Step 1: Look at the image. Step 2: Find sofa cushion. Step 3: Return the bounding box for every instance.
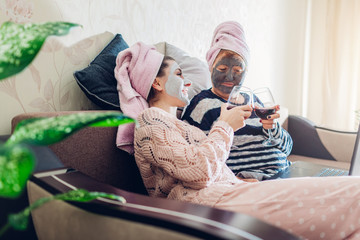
[11,111,148,195]
[74,34,129,110]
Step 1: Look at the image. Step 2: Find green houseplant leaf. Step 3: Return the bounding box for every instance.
[6,112,134,147]
[0,21,80,80]
[2,189,125,233]
[1,112,134,198]
[0,144,35,198]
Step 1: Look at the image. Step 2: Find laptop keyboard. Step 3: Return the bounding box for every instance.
[315,168,348,177]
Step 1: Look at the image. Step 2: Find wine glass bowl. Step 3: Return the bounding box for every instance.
[253,87,281,146]
[227,86,253,109]
[254,108,276,120]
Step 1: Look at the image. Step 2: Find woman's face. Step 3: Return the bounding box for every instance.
[164,60,191,106]
[211,51,246,99]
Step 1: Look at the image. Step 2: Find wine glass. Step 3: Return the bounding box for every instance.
[227,85,253,108]
[253,87,281,146]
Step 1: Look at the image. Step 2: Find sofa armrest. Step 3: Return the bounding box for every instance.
[11,111,147,195]
[28,169,299,240]
[286,115,357,164]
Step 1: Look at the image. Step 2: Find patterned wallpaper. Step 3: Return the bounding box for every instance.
[0,0,307,134]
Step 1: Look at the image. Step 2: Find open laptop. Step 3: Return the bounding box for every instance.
[269,123,360,179]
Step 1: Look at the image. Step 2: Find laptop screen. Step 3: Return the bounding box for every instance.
[349,123,360,176]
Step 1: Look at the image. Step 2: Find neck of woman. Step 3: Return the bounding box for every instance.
[149,100,178,116]
[211,87,229,101]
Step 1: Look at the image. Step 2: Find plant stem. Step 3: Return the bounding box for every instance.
[0,189,126,236]
[0,223,10,237]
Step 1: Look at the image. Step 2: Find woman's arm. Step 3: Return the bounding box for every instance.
[136,119,234,189]
[254,96,293,156]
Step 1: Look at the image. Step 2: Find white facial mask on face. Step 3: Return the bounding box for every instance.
[165,62,192,105]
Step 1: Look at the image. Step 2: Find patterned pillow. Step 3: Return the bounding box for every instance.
[74,34,128,110]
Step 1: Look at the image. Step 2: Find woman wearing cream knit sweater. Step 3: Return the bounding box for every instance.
[114,42,360,240]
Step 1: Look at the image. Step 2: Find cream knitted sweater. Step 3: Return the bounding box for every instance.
[134,107,243,206]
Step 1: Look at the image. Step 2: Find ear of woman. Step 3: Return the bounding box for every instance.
[152,78,163,91]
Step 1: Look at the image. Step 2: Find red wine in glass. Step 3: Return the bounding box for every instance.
[253,87,281,146]
[227,105,237,110]
[254,108,276,119]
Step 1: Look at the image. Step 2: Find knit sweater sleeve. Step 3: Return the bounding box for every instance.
[135,108,234,190]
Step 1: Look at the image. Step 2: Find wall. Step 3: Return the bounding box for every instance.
[0,0,307,135]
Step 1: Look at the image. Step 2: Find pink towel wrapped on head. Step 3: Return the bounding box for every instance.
[206,21,250,70]
[114,42,164,154]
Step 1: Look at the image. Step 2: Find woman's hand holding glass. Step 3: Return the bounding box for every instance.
[219,86,253,132]
[259,104,280,130]
[220,104,252,132]
[253,87,281,146]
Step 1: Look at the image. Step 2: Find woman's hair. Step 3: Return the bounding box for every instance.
[156,56,175,77]
[147,56,175,101]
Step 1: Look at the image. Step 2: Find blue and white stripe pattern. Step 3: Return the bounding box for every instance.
[182,89,293,180]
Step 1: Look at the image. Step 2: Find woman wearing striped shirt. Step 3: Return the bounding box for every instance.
[182,21,293,180]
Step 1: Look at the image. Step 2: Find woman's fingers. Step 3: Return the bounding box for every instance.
[262,123,276,130]
[239,105,252,111]
[261,116,277,129]
[235,105,252,119]
[266,113,280,120]
[219,103,248,131]
[261,118,276,129]
[221,103,229,111]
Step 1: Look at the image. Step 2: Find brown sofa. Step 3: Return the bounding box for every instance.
[11,111,303,240]
[28,168,301,240]
[10,111,357,239]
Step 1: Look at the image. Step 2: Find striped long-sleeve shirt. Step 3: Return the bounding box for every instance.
[181,89,293,180]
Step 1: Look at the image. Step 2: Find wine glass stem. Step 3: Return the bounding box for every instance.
[267,129,274,140]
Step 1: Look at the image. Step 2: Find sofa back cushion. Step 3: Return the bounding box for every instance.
[11,111,148,195]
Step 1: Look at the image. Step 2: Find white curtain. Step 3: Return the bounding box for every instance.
[304,0,360,131]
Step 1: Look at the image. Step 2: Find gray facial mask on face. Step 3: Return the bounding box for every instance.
[165,62,192,105]
[211,55,246,94]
